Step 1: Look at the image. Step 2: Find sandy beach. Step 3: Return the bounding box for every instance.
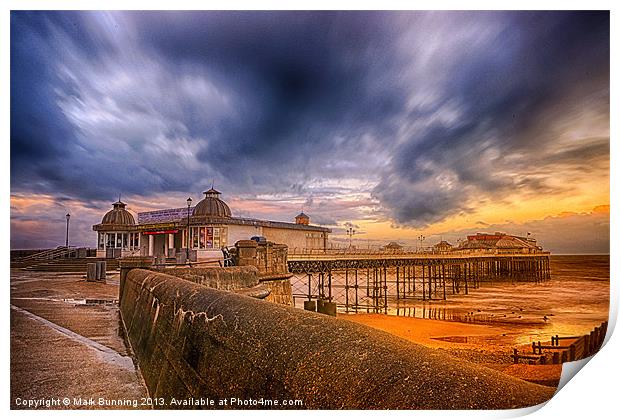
[340,313,562,387]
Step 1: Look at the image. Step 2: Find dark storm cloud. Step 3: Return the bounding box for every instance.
[373,11,609,226]
[11,11,609,230]
[11,11,406,202]
[130,11,410,190]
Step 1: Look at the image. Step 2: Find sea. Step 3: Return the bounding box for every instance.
[292,255,610,345]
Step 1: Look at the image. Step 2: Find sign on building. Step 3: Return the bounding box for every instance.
[138,207,195,224]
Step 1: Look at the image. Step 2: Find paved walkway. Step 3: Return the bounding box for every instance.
[10,271,148,410]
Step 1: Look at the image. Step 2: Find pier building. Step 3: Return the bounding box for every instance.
[92,188,330,260]
[433,240,453,253]
[457,232,542,254]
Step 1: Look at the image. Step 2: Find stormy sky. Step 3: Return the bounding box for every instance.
[10,11,610,252]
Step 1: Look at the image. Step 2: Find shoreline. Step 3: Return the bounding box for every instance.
[339,313,562,387]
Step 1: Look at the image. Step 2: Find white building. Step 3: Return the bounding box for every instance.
[92,188,330,260]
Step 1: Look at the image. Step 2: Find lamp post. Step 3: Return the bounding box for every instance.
[65,213,70,248]
[186,197,192,265]
[417,234,425,252]
[346,226,356,248]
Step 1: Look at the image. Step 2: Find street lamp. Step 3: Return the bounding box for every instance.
[417,234,425,252]
[186,197,192,265]
[65,213,70,248]
[346,226,356,248]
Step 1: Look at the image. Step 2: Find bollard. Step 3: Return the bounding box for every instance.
[95,261,102,280]
[304,300,317,312]
[98,260,107,280]
[512,349,519,364]
[86,263,97,282]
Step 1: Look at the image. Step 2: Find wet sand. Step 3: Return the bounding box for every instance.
[295,255,609,347]
[340,313,511,350]
[340,313,562,387]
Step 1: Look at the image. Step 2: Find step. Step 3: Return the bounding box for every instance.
[23,259,120,272]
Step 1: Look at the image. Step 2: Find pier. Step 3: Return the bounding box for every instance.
[288,251,551,313]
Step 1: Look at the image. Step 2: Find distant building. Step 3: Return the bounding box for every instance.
[294,212,310,225]
[382,241,404,252]
[433,240,453,253]
[457,232,542,254]
[92,188,330,260]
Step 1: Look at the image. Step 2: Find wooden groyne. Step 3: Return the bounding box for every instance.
[512,321,608,364]
[288,253,550,313]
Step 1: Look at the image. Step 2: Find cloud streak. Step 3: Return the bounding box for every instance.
[10,11,609,248]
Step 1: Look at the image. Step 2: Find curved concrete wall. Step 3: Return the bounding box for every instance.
[120,269,554,409]
[153,266,260,291]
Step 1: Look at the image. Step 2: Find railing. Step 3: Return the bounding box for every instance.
[288,247,550,259]
[152,258,224,268]
[124,249,143,257]
[17,246,78,262]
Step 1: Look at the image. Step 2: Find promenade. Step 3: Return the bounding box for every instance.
[10,270,148,409]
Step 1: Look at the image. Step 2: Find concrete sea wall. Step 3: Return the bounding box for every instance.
[120,269,554,409]
[259,278,292,306]
[151,266,291,305]
[153,266,260,291]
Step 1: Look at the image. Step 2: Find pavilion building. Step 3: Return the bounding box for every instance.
[456,232,542,254]
[92,188,330,260]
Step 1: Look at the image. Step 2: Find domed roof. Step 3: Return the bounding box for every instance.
[101,200,136,225]
[192,188,231,218]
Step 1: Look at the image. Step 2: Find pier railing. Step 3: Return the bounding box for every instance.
[289,248,550,260]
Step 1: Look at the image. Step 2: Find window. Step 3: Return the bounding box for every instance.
[107,233,115,248]
[122,233,128,250]
[213,228,220,249]
[206,227,213,248]
[187,226,226,249]
[98,233,105,250]
[199,227,206,248]
[220,227,227,247]
[192,227,199,248]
